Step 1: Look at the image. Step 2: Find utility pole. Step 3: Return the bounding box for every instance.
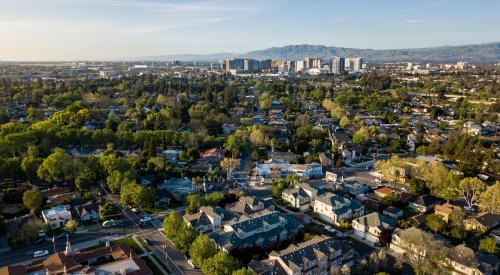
[52,232,56,254]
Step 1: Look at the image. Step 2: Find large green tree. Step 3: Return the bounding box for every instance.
[37,148,80,182]
[189,235,218,268]
[23,189,43,212]
[480,181,500,214]
[202,251,240,275]
[458,177,487,208]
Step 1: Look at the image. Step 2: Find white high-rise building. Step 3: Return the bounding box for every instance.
[352,57,363,72]
[295,60,305,72]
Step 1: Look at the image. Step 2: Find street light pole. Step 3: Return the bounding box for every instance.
[52,232,56,254]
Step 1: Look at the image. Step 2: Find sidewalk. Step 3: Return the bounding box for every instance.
[132,236,170,275]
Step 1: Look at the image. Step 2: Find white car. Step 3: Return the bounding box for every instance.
[325,226,336,233]
[102,219,119,228]
[33,250,49,258]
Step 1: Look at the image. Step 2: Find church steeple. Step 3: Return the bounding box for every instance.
[64,235,72,256]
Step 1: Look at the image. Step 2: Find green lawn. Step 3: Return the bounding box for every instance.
[142,256,164,275]
[152,254,170,271]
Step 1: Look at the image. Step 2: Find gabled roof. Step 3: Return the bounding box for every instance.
[448,244,500,273]
[275,236,350,269]
[354,212,396,230]
[473,212,500,228]
[0,266,27,275]
[411,195,444,207]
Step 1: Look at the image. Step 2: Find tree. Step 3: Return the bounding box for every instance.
[259,92,272,110]
[163,212,198,254]
[232,268,253,275]
[409,177,429,196]
[120,183,152,207]
[107,170,136,194]
[339,116,350,128]
[480,181,500,214]
[65,220,77,232]
[189,235,217,268]
[37,148,80,182]
[202,251,240,275]
[220,157,240,179]
[478,237,497,254]
[186,194,202,214]
[203,192,224,206]
[224,135,244,158]
[21,156,43,180]
[426,214,446,233]
[75,166,94,191]
[99,203,118,220]
[352,126,370,145]
[9,218,47,248]
[458,177,487,208]
[23,189,42,213]
[399,228,449,275]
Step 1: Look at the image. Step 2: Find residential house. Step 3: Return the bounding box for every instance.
[409,194,444,213]
[383,206,404,219]
[250,236,355,275]
[374,187,396,198]
[225,196,274,216]
[464,213,500,232]
[183,206,228,233]
[352,212,396,244]
[282,183,318,211]
[42,205,73,229]
[208,210,302,253]
[445,244,499,275]
[318,153,333,168]
[313,193,364,225]
[390,227,429,255]
[154,188,172,208]
[435,203,463,222]
[75,202,99,222]
[490,229,500,244]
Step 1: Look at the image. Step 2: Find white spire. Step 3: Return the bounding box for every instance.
[64,235,72,256]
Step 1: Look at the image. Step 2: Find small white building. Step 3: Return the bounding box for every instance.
[42,205,72,229]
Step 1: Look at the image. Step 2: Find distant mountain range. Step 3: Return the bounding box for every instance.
[128,42,500,63]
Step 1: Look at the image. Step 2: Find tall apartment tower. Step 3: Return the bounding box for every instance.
[330,56,345,74]
[352,57,363,72]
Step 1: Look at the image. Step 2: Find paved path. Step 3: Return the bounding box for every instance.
[133,235,170,275]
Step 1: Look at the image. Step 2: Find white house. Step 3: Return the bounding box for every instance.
[313,193,364,225]
[75,202,99,222]
[42,205,72,229]
[352,212,396,244]
[183,206,224,233]
[282,183,318,211]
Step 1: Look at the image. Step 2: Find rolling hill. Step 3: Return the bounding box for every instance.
[128,42,500,63]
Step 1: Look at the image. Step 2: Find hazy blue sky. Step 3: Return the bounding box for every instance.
[1,0,499,61]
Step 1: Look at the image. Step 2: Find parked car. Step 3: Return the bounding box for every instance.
[33,250,49,258]
[102,219,120,228]
[325,226,336,233]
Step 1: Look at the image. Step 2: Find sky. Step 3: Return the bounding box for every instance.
[0,0,499,61]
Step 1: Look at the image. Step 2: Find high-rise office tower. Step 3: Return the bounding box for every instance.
[352,57,363,72]
[330,56,345,74]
